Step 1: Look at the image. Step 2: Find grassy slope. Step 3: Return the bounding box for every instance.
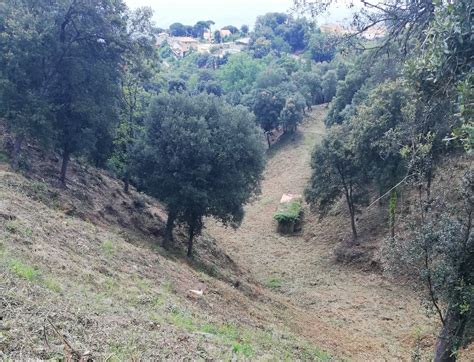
[206,106,472,360]
[1,107,472,360]
[0,133,332,360]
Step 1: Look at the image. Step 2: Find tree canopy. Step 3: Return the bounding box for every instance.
[131,94,266,256]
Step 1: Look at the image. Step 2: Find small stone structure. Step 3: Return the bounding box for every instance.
[274,193,303,234]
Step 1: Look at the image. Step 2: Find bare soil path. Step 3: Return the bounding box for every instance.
[207,105,437,360]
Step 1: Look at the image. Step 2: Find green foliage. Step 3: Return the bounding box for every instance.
[265,278,283,289]
[306,124,368,241]
[273,201,302,223]
[9,259,39,281]
[218,53,266,94]
[307,31,337,62]
[251,13,312,55]
[385,170,473,357]
[101,240,116,257]
[321,70,337,103]
[253,89,286,132]
[43,277,62,293]
[232,342,254,358]
[132,93,265,255]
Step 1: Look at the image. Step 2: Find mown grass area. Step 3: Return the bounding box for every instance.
[1,248,62,294]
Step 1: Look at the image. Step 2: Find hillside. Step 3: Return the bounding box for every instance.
[1,107,472,360]
[0,109,329,360]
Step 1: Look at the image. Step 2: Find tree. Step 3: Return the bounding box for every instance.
[280,98,303,133]
[307,31,337,62]
[169,22,188,36]
[283,18,310,52]
[386,170,473,361]
[222,25,239,34]
[213,30,222,44]
[255,67,288,89]
[46,0,129,186]
[240,24,249,34]
[350,80,412,196]
[0,0,54,169]
[218,53,265,94]
[321,70,337,103]
[108,7,157,192]
[305,124,368,242]
[193,20,214,39]
[250,37,273,58]
[132,94,265,256]
[253,89,285,134]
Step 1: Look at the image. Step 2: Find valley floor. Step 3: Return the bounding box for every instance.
[2,106,472,360]
[207,105,440,360]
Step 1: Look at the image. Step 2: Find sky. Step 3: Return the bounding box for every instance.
[124,0,358,30]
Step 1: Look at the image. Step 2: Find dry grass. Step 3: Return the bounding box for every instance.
[206,105,445,360]
[0,127,334,360]
[1,109,472,360]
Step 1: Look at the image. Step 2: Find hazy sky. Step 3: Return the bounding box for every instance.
[124,0,357,29]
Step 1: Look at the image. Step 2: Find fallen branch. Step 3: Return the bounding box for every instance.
[47,318,82,361]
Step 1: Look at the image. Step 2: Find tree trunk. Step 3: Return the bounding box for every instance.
[187,225,195,258]
[349,205,358,242]
[343,187,358,243]
[60,149,70,186]
[163,210,176,249]
[434,306,466,362]
[11,134,24,170]
[123,169,130,193]
[266,132,271,148]
[124,178,129,193]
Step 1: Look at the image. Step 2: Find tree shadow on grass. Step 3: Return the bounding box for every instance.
[266,130,304,159]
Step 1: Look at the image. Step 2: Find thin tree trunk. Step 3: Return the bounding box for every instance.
[434,306,466,362]
[60,149,70,186]
[187,225,195,258]
[163,210,176,249]
[123,169,130,193]
[343,186,358,243]
[11,134,24,170]
[349,205,358,242]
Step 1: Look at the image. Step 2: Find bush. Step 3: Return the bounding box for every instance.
[273,200,302,223]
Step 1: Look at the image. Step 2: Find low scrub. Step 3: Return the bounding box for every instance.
[273,200,302,223]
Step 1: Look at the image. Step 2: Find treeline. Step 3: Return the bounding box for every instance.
[299,0,472,360]
[162,52,342,142]
[0,1,269,256]
[0,2,339,257]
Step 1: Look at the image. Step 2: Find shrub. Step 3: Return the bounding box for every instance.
[273,200,302,223]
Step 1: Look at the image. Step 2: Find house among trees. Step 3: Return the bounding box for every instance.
[219,29,232,38]
[203,30,212,42]
[169,36,199,57]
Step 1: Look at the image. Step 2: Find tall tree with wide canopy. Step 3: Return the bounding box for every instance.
[132,94,265,257]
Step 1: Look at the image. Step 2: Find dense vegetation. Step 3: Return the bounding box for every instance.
[0,0,472,360]
[300,1,473,360]
[0,1,339,254]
